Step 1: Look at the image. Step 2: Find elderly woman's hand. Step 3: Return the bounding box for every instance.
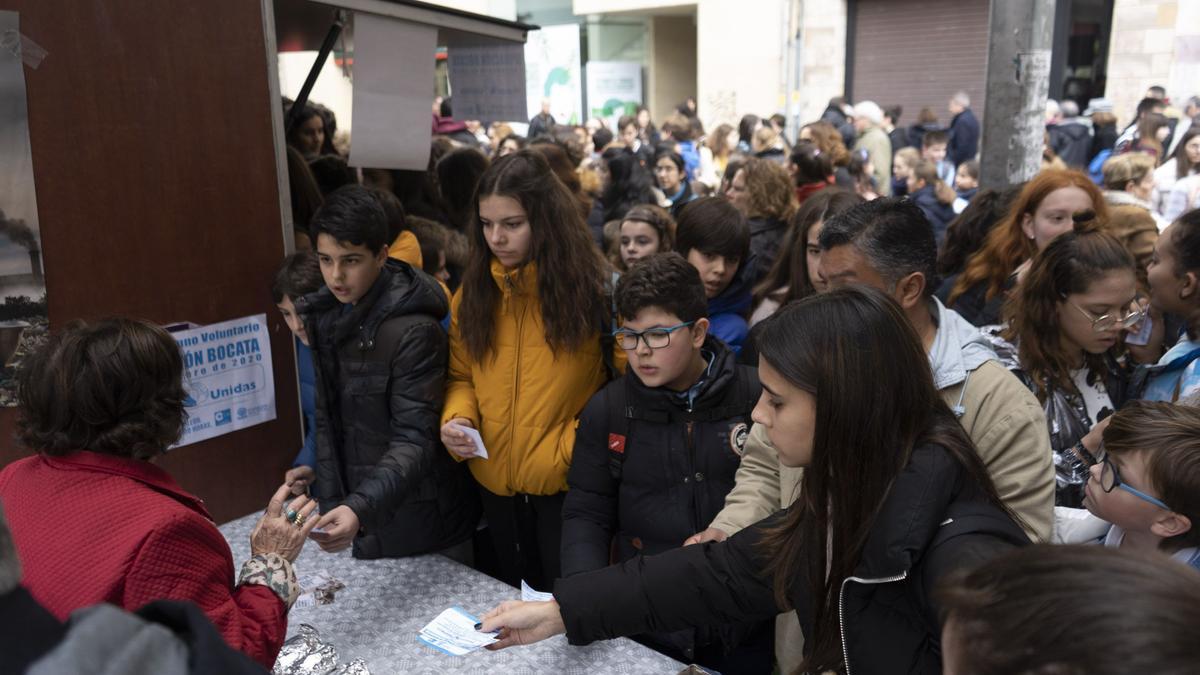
[250,483,320,562]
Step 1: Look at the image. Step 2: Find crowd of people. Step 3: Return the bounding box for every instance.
[2,85,1200,675]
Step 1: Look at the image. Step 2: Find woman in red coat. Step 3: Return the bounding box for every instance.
[0,318,320,669]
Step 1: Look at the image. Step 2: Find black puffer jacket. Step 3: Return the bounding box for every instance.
[561,337,760,662]
[911,186,957,246]
[562,337,759,574]
[1049,120,1093,168]
[298,259,479,559]
[822,104,857,149]
[747,215,788,285]
[554,442,1030,675]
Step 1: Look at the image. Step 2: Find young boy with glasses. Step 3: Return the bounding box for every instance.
[1076,400,1200,571]
[559,252,768,670]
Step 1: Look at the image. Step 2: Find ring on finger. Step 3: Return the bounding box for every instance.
[285,508,298,522]
[293,511,306,527]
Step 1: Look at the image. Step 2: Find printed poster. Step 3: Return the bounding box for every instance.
[585,61,642,132]
[447,36,527,123]
[0,11,46,407]
[172,314,276,448]
[524,24,582,125]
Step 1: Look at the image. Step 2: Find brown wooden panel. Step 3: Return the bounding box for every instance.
[0,0,300,524]
[851,0,990,128]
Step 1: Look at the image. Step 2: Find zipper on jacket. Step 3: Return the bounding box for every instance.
[838,571,907,675]
[506,272,524,493]
[685,421,703,529]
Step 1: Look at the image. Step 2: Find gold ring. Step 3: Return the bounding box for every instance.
[293,511,306,527]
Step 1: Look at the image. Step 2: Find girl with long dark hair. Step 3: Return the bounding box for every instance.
[749,189,861,325]
[478,287,1027,675]
[439,150,620,590]
[985,220,1139,507]
[587,147,658,245]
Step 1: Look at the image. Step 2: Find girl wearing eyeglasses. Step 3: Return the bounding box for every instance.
[985,221,1140,507]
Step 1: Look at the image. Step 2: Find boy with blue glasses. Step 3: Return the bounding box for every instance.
[1081,400,1200,571]
[560,252,768,671]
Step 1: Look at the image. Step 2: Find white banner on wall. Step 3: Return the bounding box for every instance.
[585,61,642,131]
[172,314,276,448]
[524,24,582,125]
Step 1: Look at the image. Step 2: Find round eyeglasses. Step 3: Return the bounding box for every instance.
[1097,453,1171,511]
[613,322,694,351]
[1066,298,1147,333]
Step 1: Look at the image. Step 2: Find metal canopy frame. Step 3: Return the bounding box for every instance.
[313,0,535,43]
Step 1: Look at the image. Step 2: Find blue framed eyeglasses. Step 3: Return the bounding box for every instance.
[1097,453,1171,511]
[613,322,694,350]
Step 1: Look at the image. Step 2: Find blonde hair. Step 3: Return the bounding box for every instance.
[894,147,920,171]
[1102,152,1157,191]
[1106,205,1158,291]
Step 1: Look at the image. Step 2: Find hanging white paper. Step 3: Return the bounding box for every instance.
[348,13,436,170]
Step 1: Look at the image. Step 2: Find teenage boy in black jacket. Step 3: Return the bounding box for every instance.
[292,185,479,561]
[560,252,766,672]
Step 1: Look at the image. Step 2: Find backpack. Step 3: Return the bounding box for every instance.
[603,367,758,481]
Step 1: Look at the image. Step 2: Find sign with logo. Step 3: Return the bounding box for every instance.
[585,61,642,132]
[171,313,276,448]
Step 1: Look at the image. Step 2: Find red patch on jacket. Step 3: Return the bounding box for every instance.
[608,433,626,454]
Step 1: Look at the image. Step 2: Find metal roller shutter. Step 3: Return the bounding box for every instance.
[850,0,990,130]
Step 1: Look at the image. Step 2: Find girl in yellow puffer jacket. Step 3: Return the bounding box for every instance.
[440,150,623,591]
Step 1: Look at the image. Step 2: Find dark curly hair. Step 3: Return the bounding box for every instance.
[616,252,708,324]
[17,318,187,460]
